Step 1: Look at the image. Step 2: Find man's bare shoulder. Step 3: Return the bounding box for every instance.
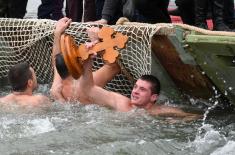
[109,91,132,112]
[0,94,51,106]
[0,94,15,104]
[33,94,51,105]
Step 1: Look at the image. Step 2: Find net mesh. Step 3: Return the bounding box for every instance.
[0,18,174,96]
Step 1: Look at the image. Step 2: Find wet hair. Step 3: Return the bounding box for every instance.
[139,75,161,94]
[55,53,69,79]
[8,62,32,92]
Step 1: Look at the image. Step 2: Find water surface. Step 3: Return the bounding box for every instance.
[1,85,235,155]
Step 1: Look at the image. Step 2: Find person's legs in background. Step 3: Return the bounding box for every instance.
[95,0,105,20]
[135,0,171,24]
[0,0,8,17]
[211,0,231,31]
[223,0,235,29]
[176,0,195,25]
[194,0,209,29]
[159,0,171,23]
[9,0,28,18]
[52,0,64,20]
[38,0,53,19]
[67,0,96,22]
[67,0,82,22]
[84,0,96,22]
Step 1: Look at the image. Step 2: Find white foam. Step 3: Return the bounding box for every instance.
[211,141,235,155]
[138,140,146,145]
[24,117,55,136]
[190,124,226,154]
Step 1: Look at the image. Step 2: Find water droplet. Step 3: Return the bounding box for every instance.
[138,140,146,145]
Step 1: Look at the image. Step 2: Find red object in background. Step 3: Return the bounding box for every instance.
[168,1,214,30]
[170,15,213,30]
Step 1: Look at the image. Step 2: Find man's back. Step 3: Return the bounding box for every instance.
[0,93,50,107]
[60,77,91,103]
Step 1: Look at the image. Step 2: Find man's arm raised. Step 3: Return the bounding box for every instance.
[86,27,121,88]
[79,56,132,112]
[50,17,72,102]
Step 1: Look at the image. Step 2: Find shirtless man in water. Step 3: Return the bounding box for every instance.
[50,17,120,103]
[0,62,50,107]
[78,53,202,119]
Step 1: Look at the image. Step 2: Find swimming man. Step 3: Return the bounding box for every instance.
[50,17,120,103]
[0,62,51,107]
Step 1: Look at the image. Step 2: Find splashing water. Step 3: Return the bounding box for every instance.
[1,84,235,155]
[201,86,220,125]
[186,85,235,154]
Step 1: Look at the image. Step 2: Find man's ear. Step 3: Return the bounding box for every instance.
[27,79,33,88]
[150,94,158,103]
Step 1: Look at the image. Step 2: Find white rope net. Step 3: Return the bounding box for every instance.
[0,18,173,96]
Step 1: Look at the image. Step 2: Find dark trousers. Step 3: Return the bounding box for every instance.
[176,0,195,25]
[177,0,234,27]
[67,0,96,22]
[0,0,28,18]
[135,0,171,23]
[154,0,171,23]
[195,0,231,30]
[224,0,235,27]
[38,0,64,20]
[95,0,105,20]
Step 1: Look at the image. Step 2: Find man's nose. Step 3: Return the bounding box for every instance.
[133,88,139,94]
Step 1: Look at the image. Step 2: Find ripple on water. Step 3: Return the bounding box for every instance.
[0,116,55,139]
[1,85,235,155]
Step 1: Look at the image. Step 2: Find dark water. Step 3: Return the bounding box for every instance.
[1,85,235,155]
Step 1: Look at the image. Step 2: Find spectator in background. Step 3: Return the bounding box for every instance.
[175,0,195,25]
[96,0,171,25]
[38,0,65,20]
[224,0,235,29]
[173,0,234,31]
[95,0,105,20]
[195,0,232,31]
[0,0,28,18]
[67,0,96,22]
[96,0,122,24]
[134,0,171,24]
